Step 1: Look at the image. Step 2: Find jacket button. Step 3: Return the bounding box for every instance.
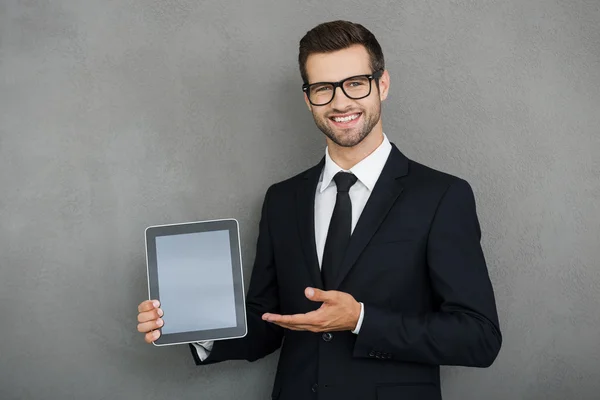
[312,383,318,393]
[322,332,333,342]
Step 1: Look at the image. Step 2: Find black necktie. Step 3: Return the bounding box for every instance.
[322,172,359,289]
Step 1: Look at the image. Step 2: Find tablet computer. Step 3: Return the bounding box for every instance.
[145,218,247,346]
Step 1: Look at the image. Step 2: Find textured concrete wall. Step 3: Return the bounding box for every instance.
[1,1,599,399]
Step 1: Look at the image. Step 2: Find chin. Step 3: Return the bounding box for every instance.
[330,130,368,148]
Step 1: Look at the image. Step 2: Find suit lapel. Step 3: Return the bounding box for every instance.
[296,158,325,290]
[331,144,409,290]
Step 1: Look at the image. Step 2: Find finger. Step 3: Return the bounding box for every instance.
[145,330,161,343]
[137,318,164,333]
[263,313,302,324]
[263,311,320,326]
[137,308,163,323]
[138,299,160,313]
[305,287,336,303]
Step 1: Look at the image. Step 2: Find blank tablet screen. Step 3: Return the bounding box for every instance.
[145,218,247,346]
[156,230,236,334]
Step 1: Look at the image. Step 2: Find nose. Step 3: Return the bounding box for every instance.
[330,85,353,110]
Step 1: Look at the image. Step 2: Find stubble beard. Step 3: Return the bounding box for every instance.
[313,103,381,148]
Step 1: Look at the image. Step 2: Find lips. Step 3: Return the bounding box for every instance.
[329,112,362,127]
[329,112,361,122]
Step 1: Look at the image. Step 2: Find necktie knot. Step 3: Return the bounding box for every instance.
[333,172,358,193]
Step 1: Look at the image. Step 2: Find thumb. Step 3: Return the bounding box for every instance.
[305,287,335,303]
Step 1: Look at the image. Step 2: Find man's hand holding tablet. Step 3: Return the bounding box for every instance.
[137,299,164,343]
[138,219,247,347]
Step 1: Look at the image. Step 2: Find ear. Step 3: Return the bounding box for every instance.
[303,92,313,112]
[378,69,391,102]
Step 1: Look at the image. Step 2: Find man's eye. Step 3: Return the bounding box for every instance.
[347,80,365,87]
[314,86,332,92]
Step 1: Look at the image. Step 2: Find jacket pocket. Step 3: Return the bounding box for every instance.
[368,235,416,246]
[377,383,440,400]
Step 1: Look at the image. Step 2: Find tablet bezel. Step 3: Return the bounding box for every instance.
[145,218,247,346]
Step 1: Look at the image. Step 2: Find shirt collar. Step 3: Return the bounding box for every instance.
[320,133,392,193]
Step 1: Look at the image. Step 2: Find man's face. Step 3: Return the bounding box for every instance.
[304,45,389,148]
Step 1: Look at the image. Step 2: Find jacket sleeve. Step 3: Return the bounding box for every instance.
[189,186,284,364]
[353,179,502,367]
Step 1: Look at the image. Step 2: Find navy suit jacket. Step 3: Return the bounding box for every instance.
[190,143,502,400]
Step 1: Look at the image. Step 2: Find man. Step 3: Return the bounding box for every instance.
[136,20,502,400]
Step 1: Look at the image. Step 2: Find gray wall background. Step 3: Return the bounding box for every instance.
[1,0,599,399]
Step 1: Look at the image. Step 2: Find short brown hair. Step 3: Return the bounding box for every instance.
[298,20,385,84]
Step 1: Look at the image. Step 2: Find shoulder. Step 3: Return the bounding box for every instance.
[263,160,323,200]
[404,157,477,208]
[409,160,471,188]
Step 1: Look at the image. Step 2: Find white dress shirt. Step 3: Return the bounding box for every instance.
[193,134,392,361]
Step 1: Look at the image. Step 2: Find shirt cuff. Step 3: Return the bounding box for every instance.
[351,302,364,334]
[191,340,214,361]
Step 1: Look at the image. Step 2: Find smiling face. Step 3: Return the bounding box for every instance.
[304,45,389,148]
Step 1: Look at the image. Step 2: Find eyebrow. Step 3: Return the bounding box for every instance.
[307,72,372,85]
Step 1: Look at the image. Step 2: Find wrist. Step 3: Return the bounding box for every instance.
[351,300,361,329]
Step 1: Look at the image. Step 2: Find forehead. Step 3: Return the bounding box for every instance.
[305,44,372,83]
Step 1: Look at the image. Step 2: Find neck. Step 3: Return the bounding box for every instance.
[327,123,384,170]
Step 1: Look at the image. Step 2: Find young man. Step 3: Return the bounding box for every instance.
[137,20,502,400]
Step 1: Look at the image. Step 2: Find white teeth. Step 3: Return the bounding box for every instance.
[333,113,359,123]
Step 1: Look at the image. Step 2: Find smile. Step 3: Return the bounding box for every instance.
[330,113,361,123]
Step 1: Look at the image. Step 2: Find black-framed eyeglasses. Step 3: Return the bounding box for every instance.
[302,69,384,106]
